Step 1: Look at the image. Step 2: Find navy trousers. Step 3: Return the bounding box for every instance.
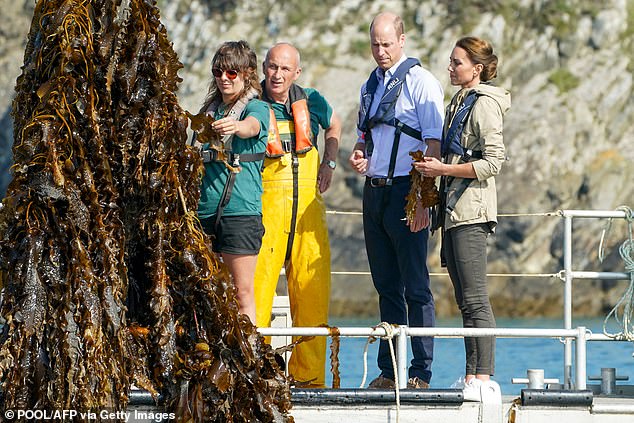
[363,178,435,383]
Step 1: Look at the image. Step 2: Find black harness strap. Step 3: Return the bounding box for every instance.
[264,84,313,263]
[433,93,484,267]
[360,65,422,221]
[285,153,300,262]
[397,120,422,141]
[441,91,480,157]
[432,149,483,232]
[386,122,404,185]
[432,150,484,241]
[376,118,405,221]
[214,171,236,232]
[211,152,265,232]
[191,90,262,234]
[201,150,265,164]
[358,58,423,157]
[432,92,484,236]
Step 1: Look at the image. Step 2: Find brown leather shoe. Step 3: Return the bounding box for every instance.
[368,375,396,389]
[407,376,430,389]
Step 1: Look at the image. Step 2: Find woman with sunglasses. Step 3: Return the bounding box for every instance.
[196,40,270,324]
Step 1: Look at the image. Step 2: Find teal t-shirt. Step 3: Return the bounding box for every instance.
[269,87,333,142]
[198,98,269,218]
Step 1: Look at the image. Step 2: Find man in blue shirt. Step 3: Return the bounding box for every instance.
[349,12,444,389]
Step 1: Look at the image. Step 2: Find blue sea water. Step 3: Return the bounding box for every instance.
[324,317,634,395]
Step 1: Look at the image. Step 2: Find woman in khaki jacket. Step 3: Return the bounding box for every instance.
[415,36,510,400]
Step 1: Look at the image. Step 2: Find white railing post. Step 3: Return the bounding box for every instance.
[558,209,630,389]
[398,325,408,389]
[575,326,587,390]
[563,213,573,388]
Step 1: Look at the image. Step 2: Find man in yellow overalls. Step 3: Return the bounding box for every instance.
[256,42,341,387]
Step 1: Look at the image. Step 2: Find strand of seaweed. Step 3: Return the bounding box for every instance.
[0,1,291,421]
[405,150,440,222]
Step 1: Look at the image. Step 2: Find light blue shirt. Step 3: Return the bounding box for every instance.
[358,54,444,177]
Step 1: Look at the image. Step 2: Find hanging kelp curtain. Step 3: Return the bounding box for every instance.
[0,0,291,421]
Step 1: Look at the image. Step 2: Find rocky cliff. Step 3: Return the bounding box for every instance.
[1,0,632,318]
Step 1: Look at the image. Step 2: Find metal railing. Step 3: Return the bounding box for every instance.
[560,209,632,387]
[258,325,589,390]
[263,208,633,390]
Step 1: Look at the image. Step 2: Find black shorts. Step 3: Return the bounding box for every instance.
[200,214,265,255]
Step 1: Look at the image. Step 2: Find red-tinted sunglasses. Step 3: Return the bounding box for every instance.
[212,68,239,80]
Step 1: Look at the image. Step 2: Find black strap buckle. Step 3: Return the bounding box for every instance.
[461,148,474,163]
[201,149,218,163]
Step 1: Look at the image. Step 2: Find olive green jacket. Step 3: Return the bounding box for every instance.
[443,83,511,231]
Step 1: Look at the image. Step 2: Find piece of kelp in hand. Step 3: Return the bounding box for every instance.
[405,150,439,224]
[0,0,291,421]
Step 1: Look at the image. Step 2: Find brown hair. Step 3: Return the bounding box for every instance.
[200,40,261,112]
[455,37,498,82]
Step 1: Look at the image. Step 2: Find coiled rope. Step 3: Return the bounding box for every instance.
[599,205,634,340]
[359,322,401,422]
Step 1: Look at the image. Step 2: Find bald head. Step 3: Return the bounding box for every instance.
[263,42,302,103]
[370,12,404,38]
[265,42,301,67]
[369,12,405,70]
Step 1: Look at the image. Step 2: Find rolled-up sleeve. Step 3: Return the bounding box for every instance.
[410,70,444,141]
[471,96,505,181]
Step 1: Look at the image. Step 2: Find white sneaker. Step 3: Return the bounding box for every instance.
[462,378,483,401]
[480,380,502,403]
[450,376,466,389]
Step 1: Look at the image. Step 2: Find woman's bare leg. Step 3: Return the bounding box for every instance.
[221,252,257,323]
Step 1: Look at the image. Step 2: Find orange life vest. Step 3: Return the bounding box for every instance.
[265,84,314,158]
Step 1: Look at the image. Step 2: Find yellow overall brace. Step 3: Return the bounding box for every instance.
[254,122,331,388]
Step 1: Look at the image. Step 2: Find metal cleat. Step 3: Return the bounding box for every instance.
[588,367,629,395]
[512,369,561,389]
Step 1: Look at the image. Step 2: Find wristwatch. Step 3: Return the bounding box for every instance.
[325,160,337,170]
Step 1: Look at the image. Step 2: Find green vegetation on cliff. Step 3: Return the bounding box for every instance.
[548,68,580,94]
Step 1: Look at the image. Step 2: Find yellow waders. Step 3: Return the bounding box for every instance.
[254,147,331,388]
